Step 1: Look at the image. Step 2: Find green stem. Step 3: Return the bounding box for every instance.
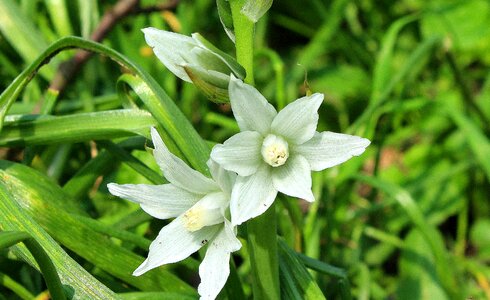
[230,0,255,84]
[230,1,280,298]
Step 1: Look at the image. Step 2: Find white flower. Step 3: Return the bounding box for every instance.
[142,27,245,103]
[211,76,371,225]
[108,127,241,300]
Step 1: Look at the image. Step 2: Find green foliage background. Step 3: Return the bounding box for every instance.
[0,0,489,299]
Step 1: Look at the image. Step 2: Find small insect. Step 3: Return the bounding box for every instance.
[201,239,208,245]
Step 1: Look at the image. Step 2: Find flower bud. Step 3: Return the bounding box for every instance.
[241,0,273,22]
[142,27,245,103]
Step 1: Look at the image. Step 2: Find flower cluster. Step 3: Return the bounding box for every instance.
[108,29,370,299]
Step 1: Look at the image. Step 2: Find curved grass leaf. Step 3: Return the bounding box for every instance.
[0,1,55,79]
[354,175,460,299]
[0,184,117,299]
[350,36,441,136]
[446,108,490,180]
[0,36,210,174]
[0,110,156,147]
[0,231,66,300]
[371,14,419,102]
[278,240,326,300]
[0,160,197,296]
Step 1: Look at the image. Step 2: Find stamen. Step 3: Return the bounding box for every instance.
[181,193,227,232]
[261,134,289,167]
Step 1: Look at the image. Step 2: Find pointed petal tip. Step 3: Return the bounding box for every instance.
[311,92,324,101]
[352,137,371,156]
[150,126,159,137]
[362,137,372,147]
[132,260,149,276]
[303,192,315,203]
[107,182,122,197]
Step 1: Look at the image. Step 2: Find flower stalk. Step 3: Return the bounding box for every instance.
[229,1,280,298]
[230,0,255,85]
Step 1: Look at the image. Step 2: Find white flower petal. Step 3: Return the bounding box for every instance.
[151,127,219,194]
[198,220,241,300]
[142,27,195,82]
[182,192,228,231]
[271,93,324,144]
[108,183,198,219]
[207,159,237,195]
[230,164,278,225]
[210,131,263,176]
[229,75,277,135]
[295,131,371,171]
[133,217,220,276]
[272,155,314,202]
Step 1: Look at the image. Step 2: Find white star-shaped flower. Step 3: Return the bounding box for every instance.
[211,76,371,225]
[108,127,241,300]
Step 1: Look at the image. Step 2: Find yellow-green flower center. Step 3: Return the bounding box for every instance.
[261,134,289,167]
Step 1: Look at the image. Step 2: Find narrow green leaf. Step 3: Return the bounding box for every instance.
[397,230,449,300]
[0,231,31,249]
[0,272,35,300]
[296,253,348,279]
[0,231,66,300]
[0,36,210,175]
[446,109,490,180]
[77,0,99,38]
[278,240,326,300]
[354,175,461,299]
[44,0,74,37]
[0,160,197,295]
[116,73,210,174]
[247,204,281,300]
[0,110,156,147]
[0,0,55,79]
[216,0,235,42]
[0,185,118,299]
[97,140,166,185]
[350,36,440,136]
[371,14,419,102]
[118,292,196,300]
[292,0,350,81]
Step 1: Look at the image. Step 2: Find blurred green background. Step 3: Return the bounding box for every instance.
[0,0,489,299]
